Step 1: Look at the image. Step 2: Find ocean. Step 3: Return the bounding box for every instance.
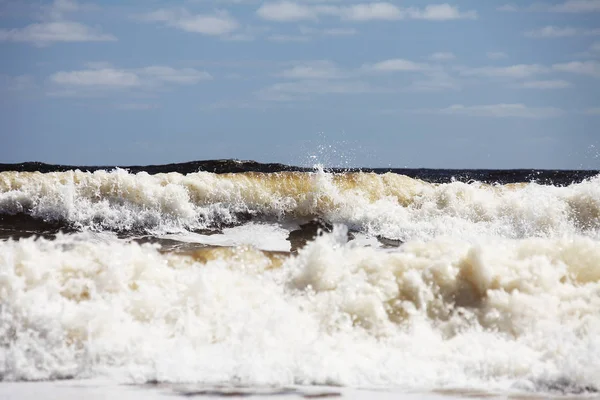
[1,160,599,399]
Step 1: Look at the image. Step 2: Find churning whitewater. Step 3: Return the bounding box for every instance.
[1,169,599,240]
[1,164,599,395]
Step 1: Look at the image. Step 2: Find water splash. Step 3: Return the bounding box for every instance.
[294,132,363,170]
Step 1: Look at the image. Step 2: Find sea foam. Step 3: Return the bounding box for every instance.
[1,170,599,241]
[1,228,599,393]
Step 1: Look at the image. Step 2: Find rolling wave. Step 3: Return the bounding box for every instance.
[1,169,599,240]
[2,160,600,395]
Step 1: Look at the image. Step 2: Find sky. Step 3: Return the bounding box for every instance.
[0,0,599,169]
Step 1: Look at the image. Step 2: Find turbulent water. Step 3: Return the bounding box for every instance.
[1,160,599,396]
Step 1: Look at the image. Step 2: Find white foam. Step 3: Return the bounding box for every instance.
[0,379,462,400]
[1,170,599,241]
[1,228,598,394]
[157,222,294,252]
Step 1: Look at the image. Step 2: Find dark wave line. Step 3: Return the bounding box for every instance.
[0,159,598,185]
[0,214,76,241]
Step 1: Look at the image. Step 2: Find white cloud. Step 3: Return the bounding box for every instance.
[459,64,547,78]
[367,59,430,72]
[256,2,477,22]
[0,22,116,44]
[264,56,465,100]
[273,58,459,93]
[0,0,115,45]
[341,3,403,21]
[422,104,565,118]
[177,15,238,35]
[487,52,508,60]
[452,59,600,85]
[298,25,357,37]
[406,4,477,20]
[279,61,345,79]
[257,2,320,21]
[362,58,461,91]
[429,52,456,61]
[525,26,578,38]
[49,65,212,91]
[553,61,600,77]
[51,69,140,87]
[140,66,212,84]
[142,9,239,36]
[519,80,572,89]
[525,26,600,38]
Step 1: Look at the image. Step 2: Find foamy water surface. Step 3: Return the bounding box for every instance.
[1,168,599,398]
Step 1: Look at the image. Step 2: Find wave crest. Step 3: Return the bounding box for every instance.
[1,170,599,240]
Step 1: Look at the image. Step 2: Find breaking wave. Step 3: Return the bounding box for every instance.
[2,162,599,395]
[1,228,599,394]
[1,169,599,241]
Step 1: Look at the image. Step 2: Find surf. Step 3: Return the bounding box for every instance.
[1,228,599,394]
[1,160,599,396]
[1,168,599,241]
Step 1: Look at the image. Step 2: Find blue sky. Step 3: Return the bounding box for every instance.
[1,0,599,169]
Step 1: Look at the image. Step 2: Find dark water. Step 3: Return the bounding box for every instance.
[1,159,598,185]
